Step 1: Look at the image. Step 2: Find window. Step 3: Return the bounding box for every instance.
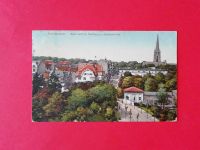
[139,97,141,100]
[126,96,129,100]
[83,77,86,80]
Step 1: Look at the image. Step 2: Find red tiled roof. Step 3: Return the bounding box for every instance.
[44,60,53,65]
[124,86,143,93]
[55,61,71,71]
[56,66,71,72]
[77,64,103,76]
[57,61,70,65]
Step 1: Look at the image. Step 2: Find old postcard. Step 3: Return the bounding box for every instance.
[32,31,177,122]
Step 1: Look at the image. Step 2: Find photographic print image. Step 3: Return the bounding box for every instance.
[32,31,177,122]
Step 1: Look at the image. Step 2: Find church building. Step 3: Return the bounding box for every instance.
[142,35,166,66]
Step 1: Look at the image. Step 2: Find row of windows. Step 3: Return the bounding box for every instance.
[84,73,93,75]
[126,96,142,101]
[82,77,95,80]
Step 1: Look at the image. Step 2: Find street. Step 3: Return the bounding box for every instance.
[118,99,159,122]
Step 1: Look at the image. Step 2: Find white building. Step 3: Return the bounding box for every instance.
[119,69,167,77]
[123,86,144,105]
[75,64,104,83]
[76,69,96,82]
[37,60,55,75]
[32,60,40,76]
[143,90,177,107]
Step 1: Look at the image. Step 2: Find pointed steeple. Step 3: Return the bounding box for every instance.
[153,34,161,63]
[155,34,159,51]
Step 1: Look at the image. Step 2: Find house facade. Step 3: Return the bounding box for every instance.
[54,61,71,82]
[123,86,144,105]
[32,61,39,75]
[75,63,104,82]
[37,60,55,75]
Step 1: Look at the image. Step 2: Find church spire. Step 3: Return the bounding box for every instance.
[153,34,161,63]
[156,34,159,51]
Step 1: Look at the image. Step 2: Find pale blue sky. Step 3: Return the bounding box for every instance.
[32,31,177,63]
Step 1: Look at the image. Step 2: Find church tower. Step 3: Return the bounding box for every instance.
[153,35,161,63]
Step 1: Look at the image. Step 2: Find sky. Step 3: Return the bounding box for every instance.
[32,31,177,63]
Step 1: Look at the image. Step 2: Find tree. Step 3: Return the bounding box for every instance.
[142,73,153,83]
[157,88,168,110]
[134,63,143,69]
[76,107,90,121]
[61,111,77,121]
[47,73,62,94]
[165,78,176,91]
[124,71,132,77]
[90,102,101,113]
[32,87,51,121]
[118,76,124,88]
[144,78,158,91]
[155,72,165,84]
[146,64,155,68]
[43,92,64,120]
[68,88,88,109]
[32,98,48,121]
[165,72,174,81]
[88,84,117,104]
[121,76,134,89]
[127,61,138,69]
[32,73,45,95]
[117,87,124,98]
[105,107,113,120]
[133,77,144,89]
[118,61,128,68]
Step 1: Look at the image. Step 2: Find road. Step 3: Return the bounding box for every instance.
[118,99,159,122]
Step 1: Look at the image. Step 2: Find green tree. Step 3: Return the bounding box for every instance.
[165,72,174,81]
[157,88,168,110]
[135,63,143,69]
[76,107,90,121]
[68,88,88,109]
[124,71,132,77]
[133,77,144,89]
[61,111,77,121]
[155,72,165,84]
[118,61,128,68]
[88,84,117,104]
[146,64,155,68]
[90,102,101,113]
[127,61,138,69]
[118,76,124,88]
[105,107,113,120]
[165,78,176,91]
[117,87,124,98]
[32,98,48,121]
[32,73,45,95]
[43,92,64,120]
[47,73,62,94]
[144,78,158,91]
[121,76,134,89]
[32,87,51,121]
